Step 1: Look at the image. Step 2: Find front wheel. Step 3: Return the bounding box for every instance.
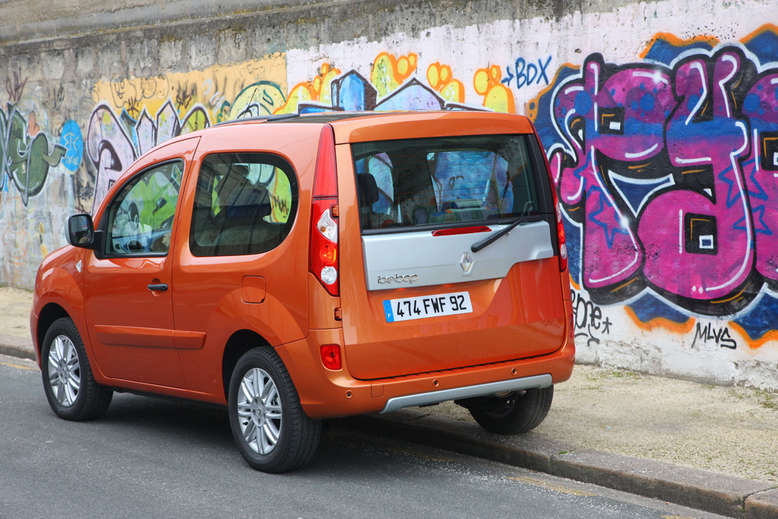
[41,317,113,421]
[459,385,553,434]
[227,347,321,473]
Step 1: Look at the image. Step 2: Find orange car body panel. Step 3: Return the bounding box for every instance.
[31,111,574,415]
[331,111,535,143]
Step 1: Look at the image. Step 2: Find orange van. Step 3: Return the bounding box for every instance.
[31,111,574,472]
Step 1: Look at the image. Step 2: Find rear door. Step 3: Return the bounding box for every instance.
[338,131,567,380]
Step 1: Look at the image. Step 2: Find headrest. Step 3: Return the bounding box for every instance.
[357,173,379,206]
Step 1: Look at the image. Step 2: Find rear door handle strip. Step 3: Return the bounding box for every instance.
[147,283,168,292]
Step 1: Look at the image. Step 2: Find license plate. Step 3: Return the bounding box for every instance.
[383,291,473,322]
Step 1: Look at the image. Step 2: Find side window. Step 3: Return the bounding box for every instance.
[104,161,183,256]
[190,153,298,256]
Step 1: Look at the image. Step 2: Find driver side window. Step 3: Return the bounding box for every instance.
[104,161,183,256]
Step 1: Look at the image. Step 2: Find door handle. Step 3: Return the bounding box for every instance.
[147,283,168,292]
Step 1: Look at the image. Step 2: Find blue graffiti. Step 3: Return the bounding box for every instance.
[58,119,84,172]
[502,56,552,91]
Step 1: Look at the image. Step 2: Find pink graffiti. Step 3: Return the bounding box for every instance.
[639,51,752,300]
[549,54,675,292]
[742,73,778,285]
[550,47,778,313]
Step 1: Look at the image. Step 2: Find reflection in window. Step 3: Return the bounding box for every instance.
[190,153,298,256]
[105,161,183,255]
[352,135,543,230]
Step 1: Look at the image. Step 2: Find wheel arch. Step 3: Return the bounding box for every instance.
[36,303,71,358]
[221,329,273,400]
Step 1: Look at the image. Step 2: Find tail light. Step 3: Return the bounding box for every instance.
[531,124,567,272]
[555,201,568,272]
[310,125,340,296]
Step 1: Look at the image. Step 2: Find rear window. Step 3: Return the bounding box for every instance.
[351,134,548,231]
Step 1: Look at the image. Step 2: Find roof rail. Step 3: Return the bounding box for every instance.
[214,113,302,126]
[267,113,301,122]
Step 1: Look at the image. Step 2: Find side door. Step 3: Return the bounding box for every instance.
[170,149,306,395]
[84,138,198,388]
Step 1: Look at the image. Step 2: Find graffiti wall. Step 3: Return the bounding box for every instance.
[1,0,776,387]
[0,66,81,288]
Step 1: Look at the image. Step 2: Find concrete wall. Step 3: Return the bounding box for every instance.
[1,0,777,388]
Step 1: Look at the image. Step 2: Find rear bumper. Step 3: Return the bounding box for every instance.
[380,374,552,413]
[275,326,575,419]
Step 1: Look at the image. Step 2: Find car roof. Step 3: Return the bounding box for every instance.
[139,110,534,159]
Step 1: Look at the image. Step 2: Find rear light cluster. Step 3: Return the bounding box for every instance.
[533,128,567,272]
[555,201,568,272]
[310,125,340,296]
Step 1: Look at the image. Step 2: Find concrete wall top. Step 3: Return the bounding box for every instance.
[0,0,635,47]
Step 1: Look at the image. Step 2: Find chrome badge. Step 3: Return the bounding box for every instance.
[459,252,474,274]
[378,273,419,285]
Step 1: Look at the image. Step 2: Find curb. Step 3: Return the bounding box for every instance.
[345,411,778,519]
[0,335,35,361]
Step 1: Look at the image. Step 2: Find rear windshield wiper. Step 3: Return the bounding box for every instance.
[470,216,530,253]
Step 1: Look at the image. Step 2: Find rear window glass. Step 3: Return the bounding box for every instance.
[351,134,546,231]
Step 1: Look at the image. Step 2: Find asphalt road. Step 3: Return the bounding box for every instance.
[0,355,725,519]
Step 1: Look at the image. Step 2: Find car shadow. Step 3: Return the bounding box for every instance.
[92,393,406,475]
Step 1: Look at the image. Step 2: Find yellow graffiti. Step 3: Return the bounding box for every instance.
[274,63,341,115]
[371,52,417,98]
[226,82,288,119]
[426,62,464,103]
[92,55,287,121]
[473,65,515,113]
[268,167,292,223]
[38,222,47,257]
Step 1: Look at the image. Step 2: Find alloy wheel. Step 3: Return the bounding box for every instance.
[47,334,81,407]
[236,368,283,455]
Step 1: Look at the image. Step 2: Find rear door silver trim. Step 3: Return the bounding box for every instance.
[379,373,552,413]
[362,221,554,291]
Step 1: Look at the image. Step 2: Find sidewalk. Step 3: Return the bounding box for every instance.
[2,286,776,518]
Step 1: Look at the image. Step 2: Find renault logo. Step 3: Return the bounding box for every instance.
[459,252,474,274]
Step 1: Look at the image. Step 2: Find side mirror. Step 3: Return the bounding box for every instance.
[67,214,95,249]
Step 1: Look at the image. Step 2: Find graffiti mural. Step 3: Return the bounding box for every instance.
[86,100,210,211]
[0,104,76,206]
[91,56,287,122]
[532,25,778,348]
[88,57,287,211]
[86,83,287,211]
[0,0,772,387]
[276,54,474,114]
[87,52,503,209]
[83,28,778,369]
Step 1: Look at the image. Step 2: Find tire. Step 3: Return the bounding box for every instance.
[227,347,321,473]
[462,386,553,435]
[41,317,113,421]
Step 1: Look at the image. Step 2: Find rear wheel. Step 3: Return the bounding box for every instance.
[227,347,321,473]
[460,386,553,434]
[41,317,113,421]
